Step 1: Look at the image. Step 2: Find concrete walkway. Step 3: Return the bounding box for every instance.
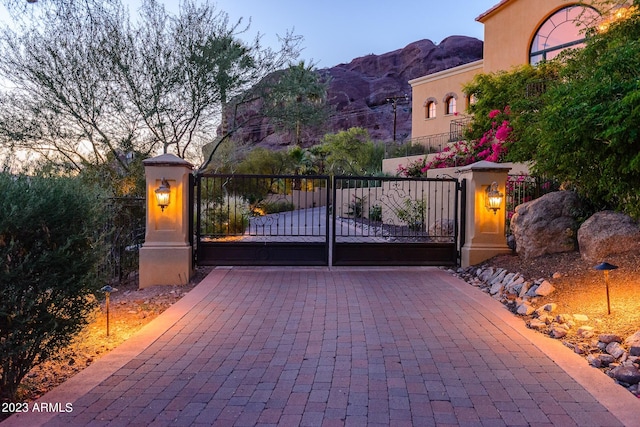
[3,267,640,426]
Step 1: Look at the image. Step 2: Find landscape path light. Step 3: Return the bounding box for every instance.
[100,285,118,337]
[594,262,618,315]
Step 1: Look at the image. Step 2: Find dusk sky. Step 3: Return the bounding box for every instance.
[143,0,499,69]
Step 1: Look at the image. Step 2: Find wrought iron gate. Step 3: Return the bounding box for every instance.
[195,174,330,266]
[332,176,463,266]
[194,174,464,267]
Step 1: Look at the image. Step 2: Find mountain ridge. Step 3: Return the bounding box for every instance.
[226,35,483,148]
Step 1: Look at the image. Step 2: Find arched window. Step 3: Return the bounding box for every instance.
[445,97,457,115]
[424,98,437,119]
[530,5,600,65]
[466,93,477,110]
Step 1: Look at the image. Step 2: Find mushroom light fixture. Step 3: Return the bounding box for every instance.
[594,262,618,315]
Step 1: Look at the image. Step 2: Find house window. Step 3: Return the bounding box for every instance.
[530,5,600,65]
[424,98,437,119]
[445,97,457,115]
[466,93,477,110]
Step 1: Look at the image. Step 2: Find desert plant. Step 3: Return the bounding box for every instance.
[347,195,366,218]
[259,199,295,215]
[0,173,105,401]
[394,198,426,231]
[368,204,382,222]
[210,195,250,235]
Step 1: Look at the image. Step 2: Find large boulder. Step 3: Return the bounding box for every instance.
[510,191,581,259]
[577,211,640,262]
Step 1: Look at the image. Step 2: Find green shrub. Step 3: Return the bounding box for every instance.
[368,204,382,222]
[259,200,295,214]
[209,195,250,235]
[394,199,426,231]
[347,195,366,218]
[0,174,105,402]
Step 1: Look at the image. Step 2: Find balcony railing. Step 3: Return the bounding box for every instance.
[387,117,472,157]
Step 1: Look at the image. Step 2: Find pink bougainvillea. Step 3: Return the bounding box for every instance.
[397,106,513,177]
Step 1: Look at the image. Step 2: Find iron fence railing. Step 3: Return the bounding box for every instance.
[506,175,559,234]
[101,197,145,284]
[386,117,471,158]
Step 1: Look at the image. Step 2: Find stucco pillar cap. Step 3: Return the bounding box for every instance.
[456,160,512,174]
[143,153,193,169]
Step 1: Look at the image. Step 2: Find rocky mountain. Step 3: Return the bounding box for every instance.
[226,35,483,148]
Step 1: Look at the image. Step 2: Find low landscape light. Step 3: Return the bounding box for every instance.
[594,262,618,315]
[485,181,503,214]
[154,178,171,212]
[100,285,118,337]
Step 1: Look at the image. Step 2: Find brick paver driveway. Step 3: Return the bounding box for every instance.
[4,267,640,426]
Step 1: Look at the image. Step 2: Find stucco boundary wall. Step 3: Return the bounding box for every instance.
[382,154,530,176]
[333,179,457,236]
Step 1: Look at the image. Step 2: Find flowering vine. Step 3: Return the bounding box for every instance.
[398,107,513,177]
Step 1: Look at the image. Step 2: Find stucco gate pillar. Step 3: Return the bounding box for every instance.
[457,161,512,268]
[139,153,194,289]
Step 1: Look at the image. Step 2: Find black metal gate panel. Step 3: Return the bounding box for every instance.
[332,176,462,266]
[195,174,330,266]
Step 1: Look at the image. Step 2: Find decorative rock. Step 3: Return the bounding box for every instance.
[505,276,524,293]
[625,331,640,357]
[598,354,616,366]
[542,303,557,312]
[525,285,539,297]
[518,282,532,298]
[537,313,552,324]
[480,267,496,283]
[528,319,547,330]
[489,281,504,296]
[577,211,640,262]
[534,280,555,297]
[510,191,581,259]
[588,354,602,368]
[552,272,562,279]
[502,272,516,285]
[573,314,589,322]
[606,342,626,359]
[517,302,535,316]
[555,314,572,324]
[577,326,594,338]
[609,365,640,385]
[599,334,623,344]
[573,346,585,355]
[490,270,507,286]
[551,326,568,339]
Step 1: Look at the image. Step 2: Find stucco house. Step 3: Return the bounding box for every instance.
[408,0,610,151]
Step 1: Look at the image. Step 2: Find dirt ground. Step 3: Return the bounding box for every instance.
[481,251,640,341]
[11,251,640,406]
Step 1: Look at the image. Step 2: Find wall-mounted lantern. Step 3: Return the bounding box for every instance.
[485,181,504,214]
[594,261,618,315]
[154,178,171,212]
